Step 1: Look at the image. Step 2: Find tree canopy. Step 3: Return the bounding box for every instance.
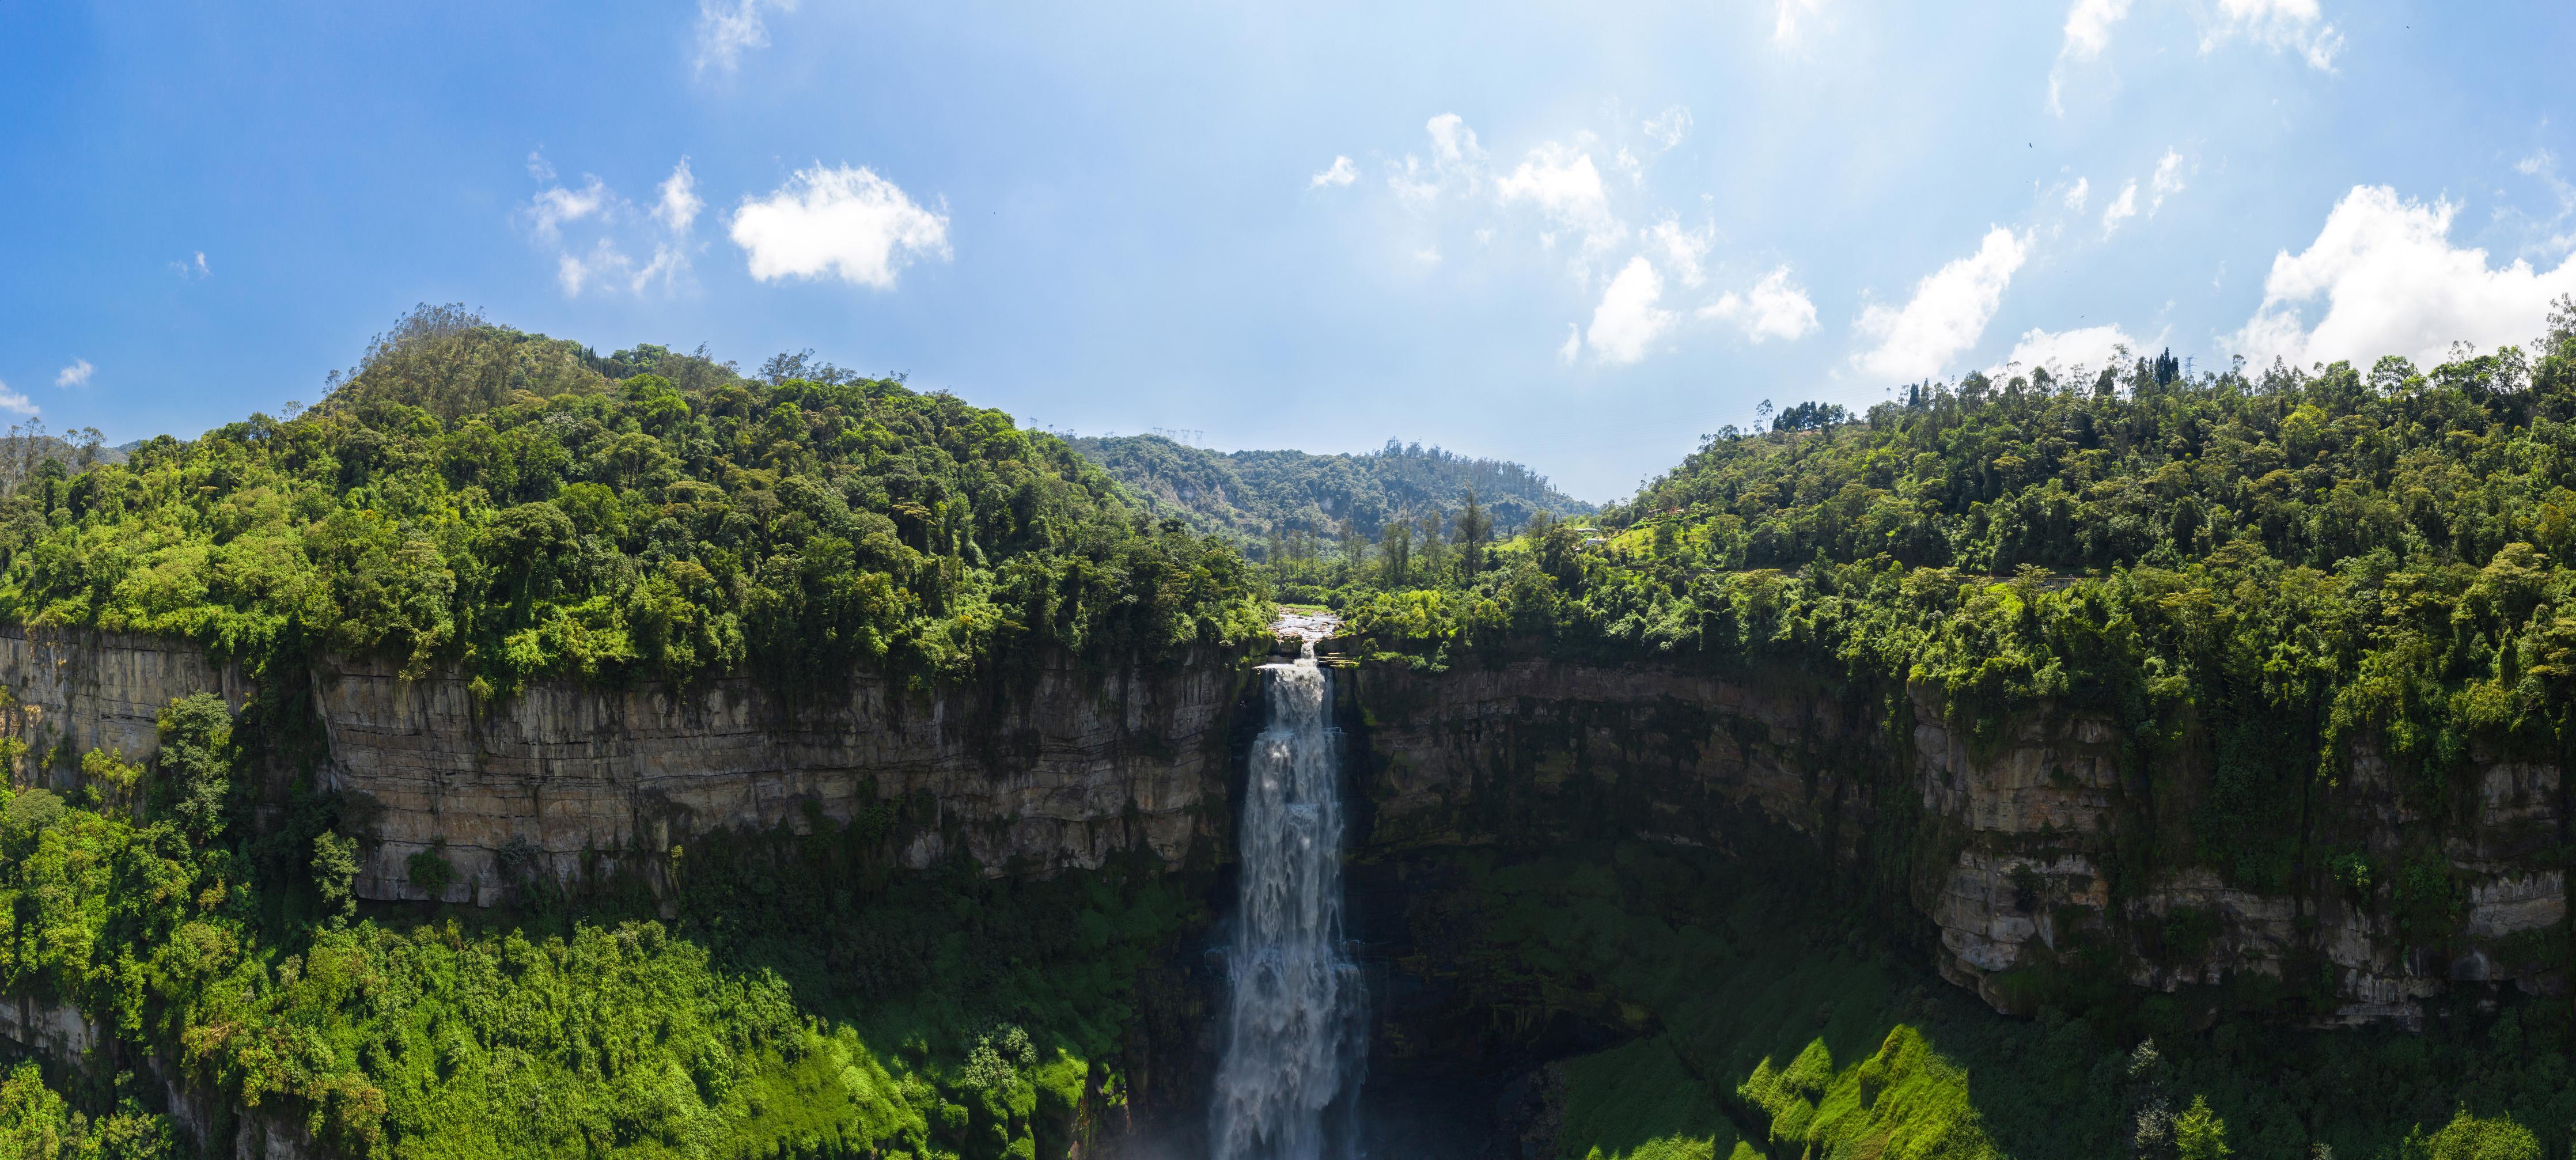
[0,306,1267,695]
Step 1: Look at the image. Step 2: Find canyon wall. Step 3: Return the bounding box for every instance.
[2,620,2559,1028]
[0,626,1246,905]
[1337,656,2567,1029]
[310,651,1245,903]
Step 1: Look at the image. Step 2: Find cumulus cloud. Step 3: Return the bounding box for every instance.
[0,382,33,416]
[1497,142,1623,254]
[2229,185,2576,370]
[54,360,93,389]
[519,157,702,297]
[1310,156,1357,189]
[1991,324,2142,379]
[168,251,210,279]
[1701,266,1819,343]
[1585,256,1674,364]
[2049,0,2132,112]
[525,175,610,242]
[2101,180,2139,238]
[1385,114,1485,208]
[731,164,950,289]
[2064,177,2090,211]
[656,160,703,233]
[2204,0,2342,70]
[1648,217,1717,287]
[1426,113,1484,166]
[1641,105,1692,151]
[2150,149,2185,213]
[1854,227,2029,380]
[695,0,797,76]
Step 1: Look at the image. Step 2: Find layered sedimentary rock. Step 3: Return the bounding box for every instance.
[310,652,1244,902]
[0,626,251,772]
[1338,657,2567,1027]
[0,626,1243,906]
[3,619,2559,1026]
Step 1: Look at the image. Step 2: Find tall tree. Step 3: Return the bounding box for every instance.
[1455,490,1492,574]
[1377,514,1413,588]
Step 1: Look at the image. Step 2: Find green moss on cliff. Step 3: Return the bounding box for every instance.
[1403,841,2574,1160]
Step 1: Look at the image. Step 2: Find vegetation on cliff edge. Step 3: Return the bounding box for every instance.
[0,306,1266,696]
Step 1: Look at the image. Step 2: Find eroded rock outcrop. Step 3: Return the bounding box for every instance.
[0,626,1245,907]
[310,651,1244,902]
[1338,657,2567,1026]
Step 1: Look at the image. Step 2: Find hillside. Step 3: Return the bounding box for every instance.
[0,305,1266,693]
[1069,434,1592,556]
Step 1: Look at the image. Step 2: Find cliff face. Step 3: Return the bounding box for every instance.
[0,626,252,773]
[310,652,1245,903]
[5,621,2558,1027]
[1339,657,2568,1028]
[0,627,1244,905]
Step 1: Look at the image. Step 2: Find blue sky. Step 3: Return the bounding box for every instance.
[5,1,2573,499]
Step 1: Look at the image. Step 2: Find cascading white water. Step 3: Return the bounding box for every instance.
[1210,644,1368,1160]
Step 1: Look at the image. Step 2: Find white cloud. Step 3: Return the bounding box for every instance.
[1641,105,1692,151]
[1385,115,1484,208]
[1426,113,1484,166]
[2064,177,2090,211]
[1496,142,1623,253]
[520,157,701,297]
[0,382,33,416]
[1774,0,1827,42]
[1854,226,2029,380]
[1990,324,2141,379]
[2062,0,2130,57]
[525,174,609,242]
[2514,149,2576,254]
[556,240,632,297]
[655,158,703,233]
[169,251,210,279]
[2229,185,2576,370]
[2049,0,2132,112]
[1702,266,1819,343]
[1310,156,1357,189]
[1615,147,1645,188]
[2150,149,2185,213]
[1415,247,1442,263]
[1585,256,1674,365]
[1558,324,1582,365]
[695,0,796,76]
[2101,180,2138,237]
[2204,0,2342,70]
[1647,217,1716,287]
[732,163,951,289]
[54,359,93,389]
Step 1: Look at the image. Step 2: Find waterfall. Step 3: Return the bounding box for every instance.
[1210,644,1368,1160]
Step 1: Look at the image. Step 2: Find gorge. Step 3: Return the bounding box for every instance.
[0,314,2568,1159]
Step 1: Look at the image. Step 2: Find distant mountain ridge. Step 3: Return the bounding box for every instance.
[1070,435,1592,548]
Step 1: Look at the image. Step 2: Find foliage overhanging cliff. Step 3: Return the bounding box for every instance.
[1320,312,2576,889]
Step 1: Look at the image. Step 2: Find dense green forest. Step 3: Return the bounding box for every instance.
[3,296,2574,1157]
[1069,434,1590,561]
[0,308,1261,1158]
[1316,318,2576,851]
[0,306,1267,696]
[0,689,1198,1156]
[1288,308,2576,1158]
